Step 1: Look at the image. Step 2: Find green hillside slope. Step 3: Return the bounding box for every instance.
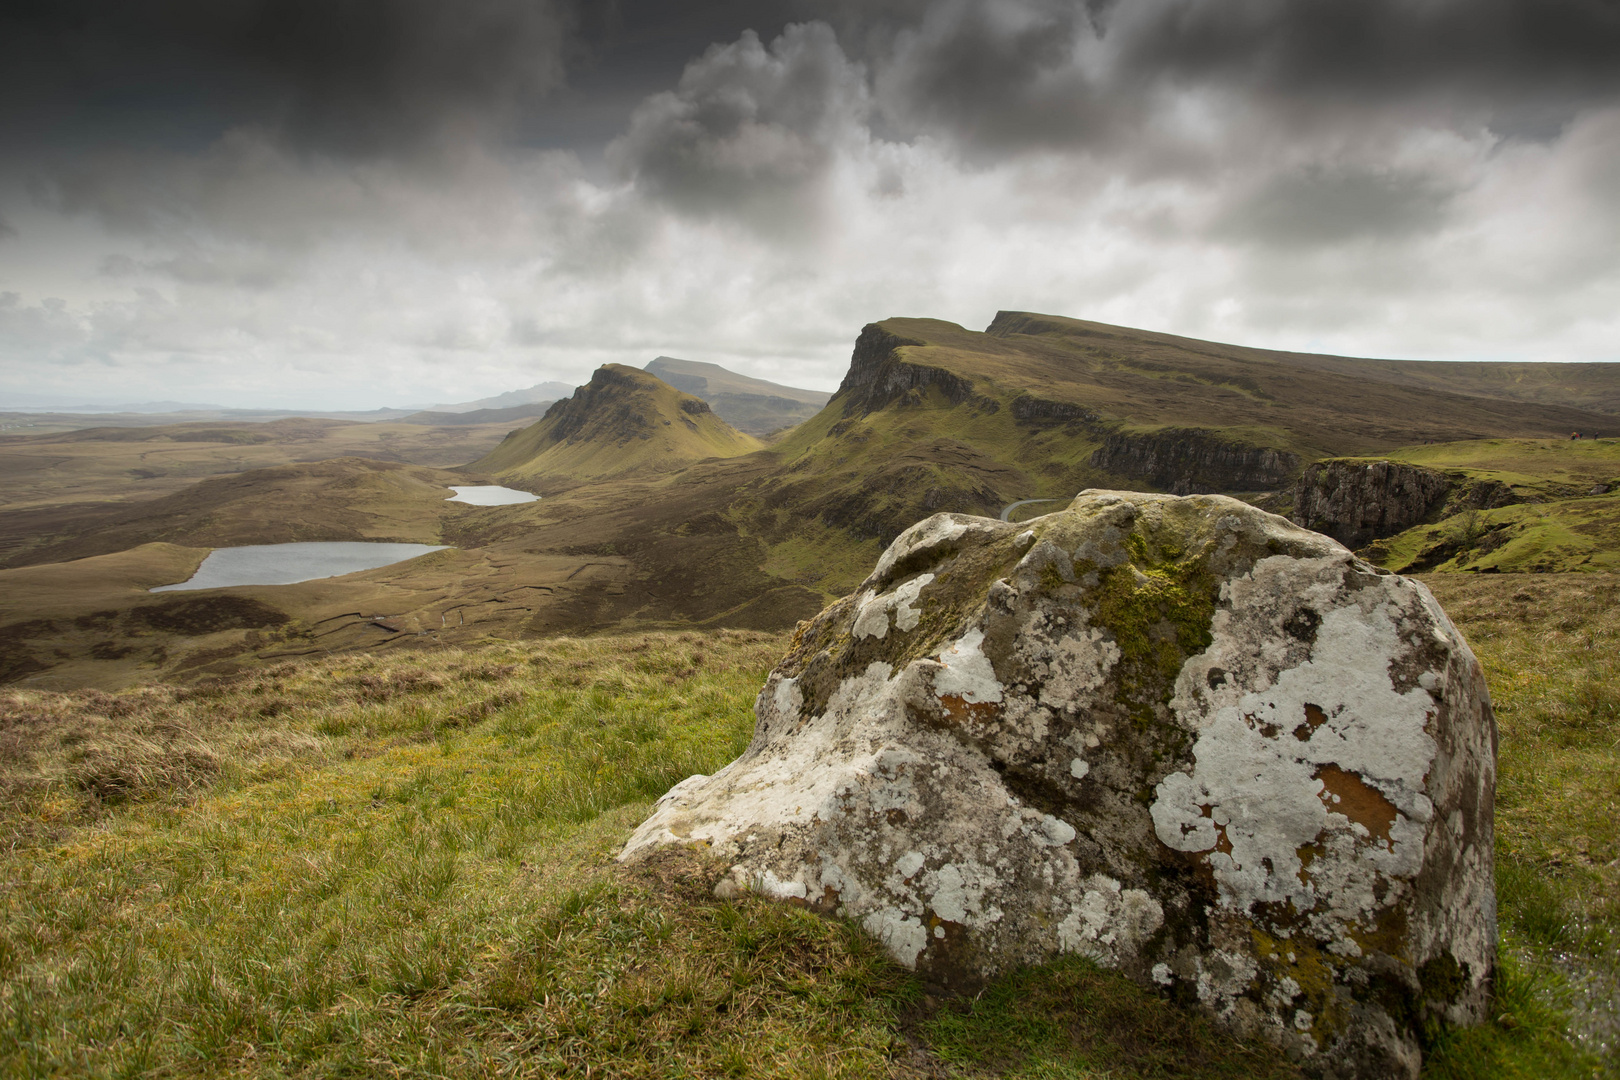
[988,312,1620,419]
[730,316,1620,592]
[475,365,763,491]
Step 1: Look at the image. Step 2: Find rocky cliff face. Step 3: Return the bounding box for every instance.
[539,364,666,445]
[1292,461,1454,548]
[835,325,979,417]
[622,491,1497,1079]
[1090,429,1301,494]
[1010,394,1100,426]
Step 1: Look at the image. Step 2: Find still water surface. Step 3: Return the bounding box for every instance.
[152,542,449,592]
[446,485,539,505]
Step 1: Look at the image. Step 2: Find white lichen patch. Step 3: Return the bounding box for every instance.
[852,590,890,639]
[934,626,1003,704]
[1058,875,1165,961]
[1152,582,1442,924]
[852,573,936,639]
[863,907,929,967]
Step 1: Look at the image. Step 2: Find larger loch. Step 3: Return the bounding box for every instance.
[152,542,450,592]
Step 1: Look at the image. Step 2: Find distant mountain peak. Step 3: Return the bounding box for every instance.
[472,364,762,490]
[643,356,831,436]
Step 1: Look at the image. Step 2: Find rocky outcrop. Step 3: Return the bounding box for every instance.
[1011,394,1100,426]
[1292,461,1454,548]
[1090,429,1301,493]
[622,491,1496,1079]
[536,365,661,444]
[835,325,979,417]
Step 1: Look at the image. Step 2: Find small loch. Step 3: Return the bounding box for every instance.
[446,485,539,506]
[152,542,450,592]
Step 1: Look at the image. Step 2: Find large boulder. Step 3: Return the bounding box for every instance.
[619,491,1497,1078]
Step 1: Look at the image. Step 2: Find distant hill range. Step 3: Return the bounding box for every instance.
[423,381,577,414]
[725,312,1617,553]
[643,357,832,436]
[6,309,1619,687]
[396,403,554,426]
[0,406,418,434]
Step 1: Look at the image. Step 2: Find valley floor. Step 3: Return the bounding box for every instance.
[0,574,1613,1079]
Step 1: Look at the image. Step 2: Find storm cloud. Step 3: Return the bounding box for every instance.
[0,0,576,158]
[608,22,870,234]
[1,0,1618,409]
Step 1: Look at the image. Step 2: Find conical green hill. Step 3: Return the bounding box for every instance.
[473,364,763,490]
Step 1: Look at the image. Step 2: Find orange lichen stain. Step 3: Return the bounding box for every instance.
[937,694,1001,726]
[1315,765,1398,843]
[1293,703,1329,741]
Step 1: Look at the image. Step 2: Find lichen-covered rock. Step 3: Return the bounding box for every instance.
[619,490,1496,1079]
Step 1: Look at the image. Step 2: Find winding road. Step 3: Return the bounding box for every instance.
[999,498,1066,522]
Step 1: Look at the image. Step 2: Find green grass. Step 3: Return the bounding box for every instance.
[1382,438,1620,494]
[1338,438,1620,574]
[1371,494,1620,573]
[1423,573,1620,1077]
[1,581,1615,1078]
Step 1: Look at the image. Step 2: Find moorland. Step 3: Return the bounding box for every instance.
[1,312,1617,1077]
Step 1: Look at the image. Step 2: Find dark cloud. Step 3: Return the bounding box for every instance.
[834,0,1620,158]
[1123,0,1620,110]
[869,0,1115,154]
[607,22,869,233]
[4,0,1620,409]
[0,0,575,159]
[234,0,575,155]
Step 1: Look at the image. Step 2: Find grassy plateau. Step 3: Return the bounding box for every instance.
[0,575,1614,1079]
[1343,439,1620,575]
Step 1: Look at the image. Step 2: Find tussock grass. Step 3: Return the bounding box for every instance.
[1424,573,1620,1077]
[1,587,1613,1078]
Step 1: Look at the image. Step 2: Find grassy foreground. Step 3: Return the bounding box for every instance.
[0,580,1614,1078]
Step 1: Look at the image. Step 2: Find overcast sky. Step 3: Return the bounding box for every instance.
[2,0,1619,410]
